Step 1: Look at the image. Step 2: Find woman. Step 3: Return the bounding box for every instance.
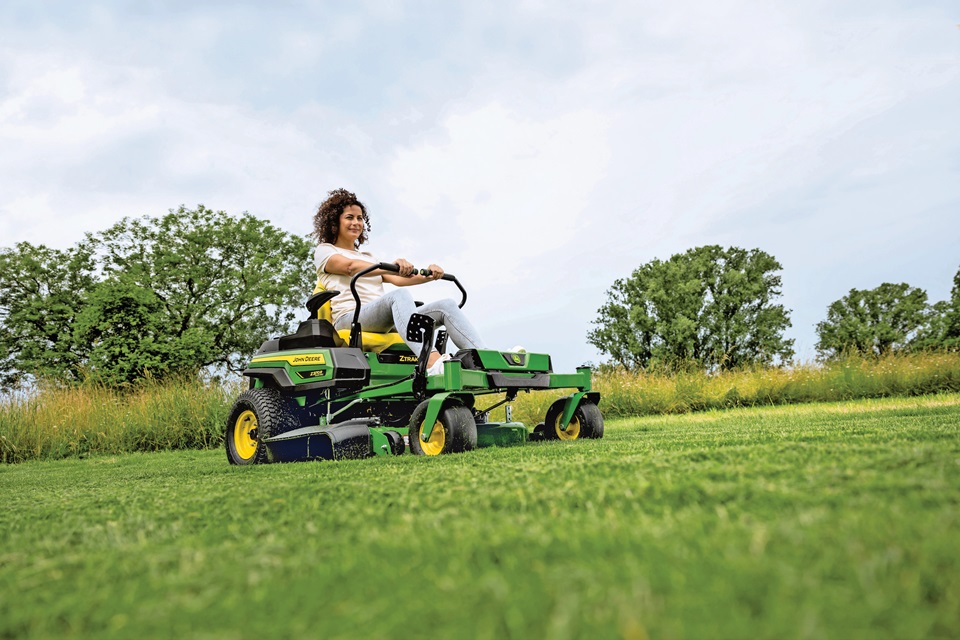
[312,188,488,371]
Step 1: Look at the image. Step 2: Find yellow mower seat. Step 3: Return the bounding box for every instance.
[311,283,408,354]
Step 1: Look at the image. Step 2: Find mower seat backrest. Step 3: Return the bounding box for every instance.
[310,282,408,354]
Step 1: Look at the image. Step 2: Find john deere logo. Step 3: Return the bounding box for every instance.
[251,353,326,366]
[503,352,527,366]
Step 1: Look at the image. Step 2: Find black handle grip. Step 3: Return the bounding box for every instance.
[415,268,457,283]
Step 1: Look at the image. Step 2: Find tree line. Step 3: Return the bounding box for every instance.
[1,210,957,390]
[588,245,960,371]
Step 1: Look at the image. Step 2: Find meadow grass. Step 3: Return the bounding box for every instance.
[0,378,232,463]
[505,351,960,426]
[2,352,959,463]
[1,394,957,639]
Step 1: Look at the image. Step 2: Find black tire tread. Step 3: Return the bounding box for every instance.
[225,388,300,465]
[578,401,604,439]
[542,398,604,441]
[408,400,477,455]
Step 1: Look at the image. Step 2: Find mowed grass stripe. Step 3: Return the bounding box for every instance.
[1,394,958,639]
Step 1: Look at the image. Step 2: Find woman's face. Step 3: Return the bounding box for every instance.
[337,205,365,245]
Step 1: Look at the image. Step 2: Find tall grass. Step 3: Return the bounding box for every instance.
[507,351,960,425]
[2,352,959,463]
[0,378,234,463]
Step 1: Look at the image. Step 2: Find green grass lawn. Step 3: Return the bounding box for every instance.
[2,394,958,639]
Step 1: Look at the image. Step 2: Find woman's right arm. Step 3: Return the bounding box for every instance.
[323,253,415,278]
[322,252,372,276]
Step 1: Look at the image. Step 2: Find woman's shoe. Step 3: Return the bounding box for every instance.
[427,353,453,376]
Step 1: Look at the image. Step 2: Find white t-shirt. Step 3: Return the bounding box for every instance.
[314,243,385,325]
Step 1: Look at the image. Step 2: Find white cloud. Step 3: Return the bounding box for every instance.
[1,54,158,151]
[387,103,610,277]
[0,49,354,246]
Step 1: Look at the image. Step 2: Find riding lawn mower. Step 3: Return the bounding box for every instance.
[225,263,603,464]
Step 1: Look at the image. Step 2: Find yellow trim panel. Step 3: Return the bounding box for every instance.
[250,353,326,366]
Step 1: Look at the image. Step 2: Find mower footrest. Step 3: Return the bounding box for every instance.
[487,372,552,389]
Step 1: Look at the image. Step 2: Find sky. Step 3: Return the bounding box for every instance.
[1,1,958,372]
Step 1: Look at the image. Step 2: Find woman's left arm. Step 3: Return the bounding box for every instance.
[382,263,445,286]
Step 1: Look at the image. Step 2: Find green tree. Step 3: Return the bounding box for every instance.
[588,246,794,371]
[911,300,952,351]
[815,283,928,358]
[912,266,960,352]
[0,242,97,388]
[0,205,314,389]
[72,280,214,386]
[946,267,960,349]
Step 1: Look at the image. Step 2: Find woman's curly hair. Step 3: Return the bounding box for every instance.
[312,188,371,247]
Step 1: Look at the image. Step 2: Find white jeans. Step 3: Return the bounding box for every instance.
[334,288,487,354]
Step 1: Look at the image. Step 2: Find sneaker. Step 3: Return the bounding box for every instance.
[427,353,452,376]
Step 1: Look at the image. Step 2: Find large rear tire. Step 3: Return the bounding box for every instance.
[408,401,477,456]
[543,399,604,441]
[225,388,300,465]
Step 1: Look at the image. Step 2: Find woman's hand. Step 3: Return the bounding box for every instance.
[381,259,441,286]
[394,258,415,277]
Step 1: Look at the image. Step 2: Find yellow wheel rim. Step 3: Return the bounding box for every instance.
[555,415,581,440]
[419,420,446,455]
[233,410,259,461]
